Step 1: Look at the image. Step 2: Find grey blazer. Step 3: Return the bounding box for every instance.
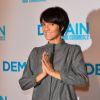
[19,40,88,100]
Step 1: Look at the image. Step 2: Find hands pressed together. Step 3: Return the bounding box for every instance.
[41,51,55,76]
[36,51,61,83]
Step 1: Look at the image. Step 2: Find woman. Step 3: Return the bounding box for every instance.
[19,6,88,100]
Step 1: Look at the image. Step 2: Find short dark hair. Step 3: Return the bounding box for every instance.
[40,6,69,36]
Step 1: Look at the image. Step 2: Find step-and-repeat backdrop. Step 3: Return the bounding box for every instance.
[0,0,100,100]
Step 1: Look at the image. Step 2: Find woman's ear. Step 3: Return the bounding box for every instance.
[61,27,64,31]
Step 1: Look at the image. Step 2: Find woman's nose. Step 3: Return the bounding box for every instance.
[45,24,50,31]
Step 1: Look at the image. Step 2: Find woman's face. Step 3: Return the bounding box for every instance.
[41,20,61,41]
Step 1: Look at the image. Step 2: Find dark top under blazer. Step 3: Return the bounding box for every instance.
[19,40,88,100]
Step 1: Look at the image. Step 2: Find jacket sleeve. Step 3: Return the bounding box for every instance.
[60,45,89,85]
[19,48,39,90]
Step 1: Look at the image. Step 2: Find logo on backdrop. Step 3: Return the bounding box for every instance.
[2,61,26,72]
[85,63,100,76]
[0,26,6,40]
[22,0,47,3]
[0,96,7,100]
[37,23,90,40]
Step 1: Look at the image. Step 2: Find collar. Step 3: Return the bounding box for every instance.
[46,39,65,50]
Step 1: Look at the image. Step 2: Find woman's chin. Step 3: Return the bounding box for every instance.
[45,37,52,41]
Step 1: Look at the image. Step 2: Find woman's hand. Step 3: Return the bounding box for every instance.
[41,51,55,76]
[41,51,61,80]
[41,52,47,76]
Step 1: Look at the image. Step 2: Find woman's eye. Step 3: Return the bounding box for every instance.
[41,23,45,27]
[51,23,54,26]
